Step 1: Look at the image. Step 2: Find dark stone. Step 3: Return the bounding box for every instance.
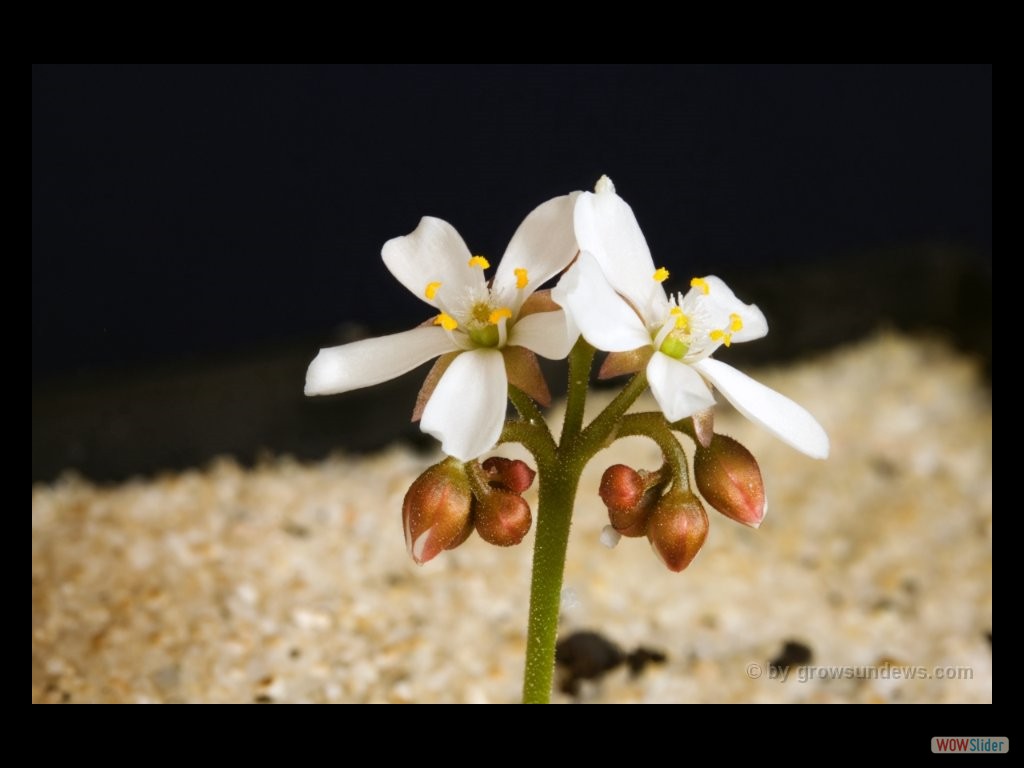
[769,640,813,673]
[556,630,668,696]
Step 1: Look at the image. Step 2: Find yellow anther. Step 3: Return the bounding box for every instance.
[468,255,490,269]
[488,307,513,324]
[424,281,442,300]
[729,313,743,332]
[434,313,458,331]
[514,267,529,289]
[710,329,732,347]
[690,277,710,295]
[653,267,670,283]
[669,307,690,331]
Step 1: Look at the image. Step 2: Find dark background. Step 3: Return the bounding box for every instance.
[32,65,992,481]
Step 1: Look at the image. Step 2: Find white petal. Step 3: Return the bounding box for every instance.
[699,275,768,343]
[694,358,829,459]
[305,326,457,396]
[507,309,576,360]
[574,190,664,321]
[420,348,507,461]
[646,353,716,422]
[492,194,579,306]
[381,216,485,308]
[552,253,651,352]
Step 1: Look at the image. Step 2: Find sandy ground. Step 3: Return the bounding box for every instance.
[31,334,992,703]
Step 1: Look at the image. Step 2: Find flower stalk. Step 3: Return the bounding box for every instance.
[516,340,653,703]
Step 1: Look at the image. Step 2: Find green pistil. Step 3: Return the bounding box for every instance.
[469,324,500,348]
[659,335,689,359]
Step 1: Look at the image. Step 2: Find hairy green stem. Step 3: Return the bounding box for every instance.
[670,417,696,442]
[505,386,557,462]
[521,368,650,703]
[575,371,649,459]
[561,338,596,443]
[619,412,691,492]
[499,420,555,465]
[521,462,581,703]
[508,385,550,432]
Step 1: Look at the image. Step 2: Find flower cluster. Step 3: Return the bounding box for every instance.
[402,457,537,565]
[306,176,828,570]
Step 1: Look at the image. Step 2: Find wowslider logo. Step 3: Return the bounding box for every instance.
[932,738,1008,754]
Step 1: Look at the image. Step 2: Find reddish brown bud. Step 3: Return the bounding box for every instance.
[599,465,662,537]
[474,489,532,546]
[694,434,766,528]
[444,513,475,551]
[600,465,644,514]
[646,492,709,572]
[402,460,474,565]
[481,457,536,494]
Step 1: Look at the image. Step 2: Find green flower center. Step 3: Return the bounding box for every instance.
[469,324,500,347]
[659,334,689,360]
[464,301,510,348]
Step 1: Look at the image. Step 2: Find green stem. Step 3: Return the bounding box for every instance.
[618,412,691,492]
[505,386,556,463]
[561,337,595,443]
[508,385,549,430]
[521,461,582,703]
[499,421,555,465]
[575,371,649,459]
[521,368,651,703]
[670,417,696,442]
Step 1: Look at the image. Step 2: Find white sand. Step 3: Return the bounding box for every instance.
[32,334,992,703]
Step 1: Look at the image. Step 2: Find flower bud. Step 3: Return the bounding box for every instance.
[646,492,709,572]
[474,489,532,547]
[694,434,766,528]
[599,465,644,514]
[481,456,536,494]
[444,513,475,551]
[599,465,662,537]
[402,460,474,565]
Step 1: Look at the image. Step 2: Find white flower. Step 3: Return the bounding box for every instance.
[553,178,829,459]
[305,194,579,461]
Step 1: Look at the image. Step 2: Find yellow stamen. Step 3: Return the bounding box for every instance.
[710,329,732,347]
[653,267,670,283]
[690,277,710,295]
[434,313,458,331]
[729,313,743,332]
[488,307,513,324]
[424,281,442,300]
[669,307,690,331]
[514,267,529,289]
[468,255,490,269]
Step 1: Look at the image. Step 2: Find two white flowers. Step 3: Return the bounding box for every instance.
[306,177,829,462]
